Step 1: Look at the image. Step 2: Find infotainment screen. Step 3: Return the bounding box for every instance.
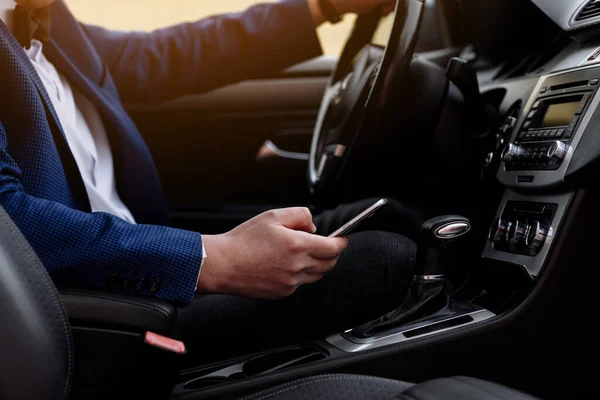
[541,101,580,128]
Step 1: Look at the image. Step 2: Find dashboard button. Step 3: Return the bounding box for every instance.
[542,130,551,139]
[526,221,548,252]
[502,143,527,163]
[556,128,565,138]
[549,129,559,138]
[547,140,569,162]
[576,95,590,114]
[527,110,537,120]
[518,130,527,139]
[590,79,599,85]
[505,116,518,129]
[565,117,579,138]
[489,218,510,243]
[523,121,532,129]
[532,100,541,109]
[540,87,548,93]
[568,115,580,131]
[536,131,545,139]
[508,220,529,245]
[565,129,573,139]
[517,175,534,183]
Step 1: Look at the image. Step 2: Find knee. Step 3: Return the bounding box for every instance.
[344,231,416,282]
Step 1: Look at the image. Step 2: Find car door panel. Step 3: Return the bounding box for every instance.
[127,57,335,233]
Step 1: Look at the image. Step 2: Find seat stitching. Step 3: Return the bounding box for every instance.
[0,211,74,400]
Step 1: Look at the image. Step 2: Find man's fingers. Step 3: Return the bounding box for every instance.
[304,256,340,274]
[297,232,349,259]
[295,272,325,286]
[271,207,315,232]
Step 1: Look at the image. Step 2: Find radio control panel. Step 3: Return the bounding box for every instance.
[501,141,569,171]
[498,67,600,189]
[503,91,592,171]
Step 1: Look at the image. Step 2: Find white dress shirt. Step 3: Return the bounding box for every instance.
[0,2,206,280]
[27,39,138,223]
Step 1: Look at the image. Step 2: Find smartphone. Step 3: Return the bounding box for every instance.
[328,199,388,238]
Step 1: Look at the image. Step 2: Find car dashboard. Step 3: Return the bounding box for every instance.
[470,0,600,279]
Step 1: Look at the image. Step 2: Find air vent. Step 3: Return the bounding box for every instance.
[576,0,600,21]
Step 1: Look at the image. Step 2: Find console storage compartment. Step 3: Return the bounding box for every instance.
[176,344,329,393]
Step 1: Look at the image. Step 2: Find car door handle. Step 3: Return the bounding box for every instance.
[257,140,309,161]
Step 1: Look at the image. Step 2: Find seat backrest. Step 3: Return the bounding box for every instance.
[0,206,72,400]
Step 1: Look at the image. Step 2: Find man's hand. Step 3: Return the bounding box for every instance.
[198,208,349,299]
[308,0,397,26]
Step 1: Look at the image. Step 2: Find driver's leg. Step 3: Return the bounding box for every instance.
[175,230,415,367]
[313,198,427,240]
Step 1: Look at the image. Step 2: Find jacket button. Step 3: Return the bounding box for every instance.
[149,280,161,293]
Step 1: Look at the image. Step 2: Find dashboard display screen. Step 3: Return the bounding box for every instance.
[541,101,580,127]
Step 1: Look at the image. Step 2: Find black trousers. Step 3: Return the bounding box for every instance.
[174,199,421,366]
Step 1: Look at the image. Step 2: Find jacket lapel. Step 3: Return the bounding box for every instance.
[0,19,91,211]
[0,19,67,143]
[43,40,116,125]
[47,1,105,86]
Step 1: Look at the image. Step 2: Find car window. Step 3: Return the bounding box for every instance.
[68,0,371,56]
[373,14,394,48]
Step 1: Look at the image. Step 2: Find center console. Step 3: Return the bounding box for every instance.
[328,65,600,360]
[484,66,600,278]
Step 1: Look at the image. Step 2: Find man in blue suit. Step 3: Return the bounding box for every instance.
[0,0,416,361]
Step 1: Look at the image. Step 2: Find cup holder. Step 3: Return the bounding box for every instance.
[180,345,329,391]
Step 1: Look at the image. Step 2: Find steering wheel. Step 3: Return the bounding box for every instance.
[308,0,425,196]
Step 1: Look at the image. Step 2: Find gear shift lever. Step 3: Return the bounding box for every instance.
[415,216,472,278]
[350,216,472,339]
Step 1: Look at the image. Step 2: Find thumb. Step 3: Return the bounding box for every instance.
[273,207,317,233]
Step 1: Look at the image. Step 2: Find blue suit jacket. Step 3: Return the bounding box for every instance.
[0,0,321,304]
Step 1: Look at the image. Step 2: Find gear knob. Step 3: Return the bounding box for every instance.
[415,215,472,278]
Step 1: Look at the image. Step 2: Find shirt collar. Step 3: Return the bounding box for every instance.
[24,38,44,61]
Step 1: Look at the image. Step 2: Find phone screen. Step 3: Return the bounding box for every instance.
[328,199,388,238]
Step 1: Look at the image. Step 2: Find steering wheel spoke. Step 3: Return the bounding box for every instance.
[308,0,426,198]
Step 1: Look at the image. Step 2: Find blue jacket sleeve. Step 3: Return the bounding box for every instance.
[0,121,202,305]
[82,0,323,103]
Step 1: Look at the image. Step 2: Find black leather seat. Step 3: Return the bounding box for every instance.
[0,205,72,399]
[240,374,539,400]
[0,204,539,400]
